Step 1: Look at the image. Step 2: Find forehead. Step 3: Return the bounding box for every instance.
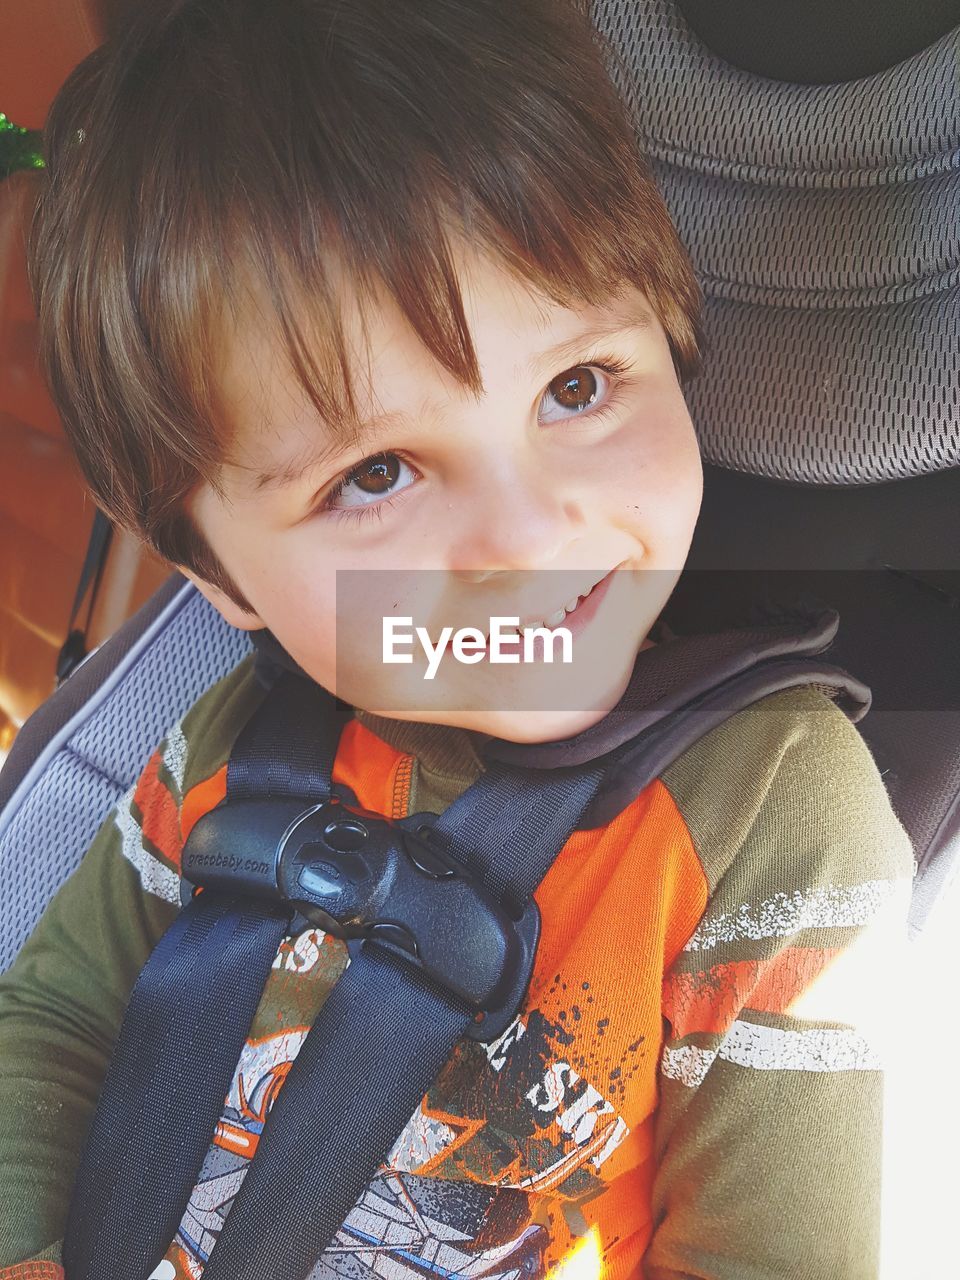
[214,246,655,478]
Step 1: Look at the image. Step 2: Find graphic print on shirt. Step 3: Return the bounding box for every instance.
[400,1006,633,1199]
[175,1029,306,1265]
[163,945,641,1280]
[308,1174,548,1279]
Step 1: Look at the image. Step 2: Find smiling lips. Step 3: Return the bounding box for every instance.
[403,568,617,650]
[480,568,614,643]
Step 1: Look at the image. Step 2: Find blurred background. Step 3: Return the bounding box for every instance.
[0,0,169,763]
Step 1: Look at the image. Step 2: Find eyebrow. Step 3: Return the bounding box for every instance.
[526,308,654,381]
[248,412,404,494]
[248,307,655,495]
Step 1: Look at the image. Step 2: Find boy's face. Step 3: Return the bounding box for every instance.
[185,243,703,742]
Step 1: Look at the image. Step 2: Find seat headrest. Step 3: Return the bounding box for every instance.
[595,0,960,484]
[674,0,960,84]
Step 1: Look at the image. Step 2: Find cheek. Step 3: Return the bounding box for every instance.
[266,599,339,692]
[610,394,702,507]
[238,544,341,669]
[271,563,424,696]
[600,398,702,572]
[659,409,704,518]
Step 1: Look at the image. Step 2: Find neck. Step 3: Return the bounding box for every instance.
[351,707,490,779]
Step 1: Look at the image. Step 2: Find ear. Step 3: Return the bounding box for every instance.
[177,568,267,632]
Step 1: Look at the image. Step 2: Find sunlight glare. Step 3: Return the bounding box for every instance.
[549,1226,603,1280]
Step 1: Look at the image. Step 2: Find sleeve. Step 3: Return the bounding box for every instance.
[0,739,183,1272]
[646,688,916,1279]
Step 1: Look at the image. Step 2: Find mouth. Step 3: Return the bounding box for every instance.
[403,567,623,653]
[477,566,619,647]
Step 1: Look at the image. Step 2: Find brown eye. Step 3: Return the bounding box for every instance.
[347,452,400,495]
[548,366,599,413]
[323,450,417,519]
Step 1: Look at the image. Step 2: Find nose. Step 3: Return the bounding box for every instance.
[447,458,585,580]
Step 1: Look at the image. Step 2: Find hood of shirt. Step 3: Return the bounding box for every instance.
[249,601,871,825]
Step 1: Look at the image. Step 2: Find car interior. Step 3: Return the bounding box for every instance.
[1,1,958,1274]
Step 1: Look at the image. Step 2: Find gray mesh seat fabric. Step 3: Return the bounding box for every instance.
[596,0,960,484]
[0,576,251,972]
[1,0,959,978]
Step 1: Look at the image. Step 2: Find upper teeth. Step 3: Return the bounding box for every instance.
[484,575,608,642]
[518,593,585,634]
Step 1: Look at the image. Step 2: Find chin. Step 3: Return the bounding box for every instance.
[353,636,643,742]
[479,705,614,744]
[454,678,632,744]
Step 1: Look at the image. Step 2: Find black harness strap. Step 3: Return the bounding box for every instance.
[432,758,604,914]
[225,670,349,803]
[64,673,605,1280]
[200,940,475,1279]
[63,672,348,1278]
[62,894,291,1277]
[203,757,603,1280]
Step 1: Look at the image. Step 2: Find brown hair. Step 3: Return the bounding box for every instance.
[28,0,702,611]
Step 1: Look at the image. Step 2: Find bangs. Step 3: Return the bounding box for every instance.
[30,0,701,600]
[215,173,696,481]
[154,0,701,488]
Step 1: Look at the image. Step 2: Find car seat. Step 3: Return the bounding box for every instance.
[0,0,958,972]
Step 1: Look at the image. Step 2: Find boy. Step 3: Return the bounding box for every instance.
[0,0,913,1276]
